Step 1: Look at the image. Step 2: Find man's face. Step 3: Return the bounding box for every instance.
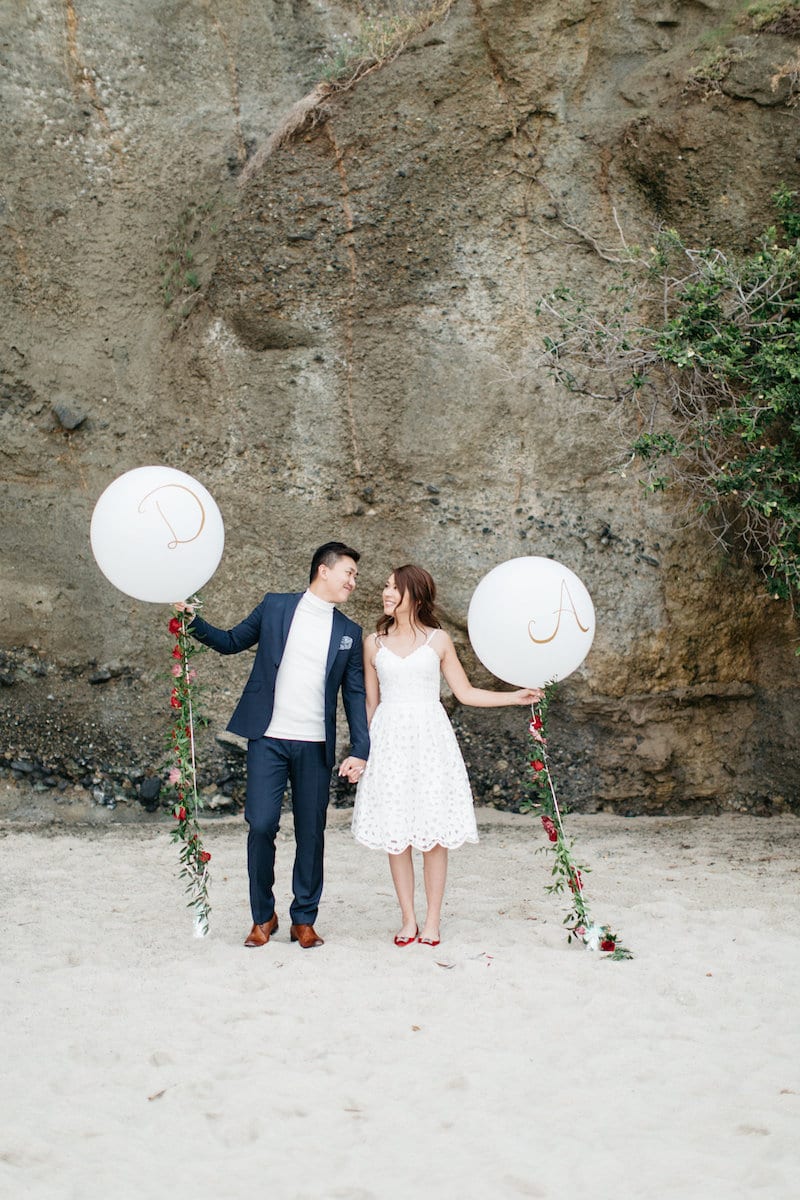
[315,556,358,605]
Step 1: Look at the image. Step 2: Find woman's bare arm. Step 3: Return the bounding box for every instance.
[438,631,542,707]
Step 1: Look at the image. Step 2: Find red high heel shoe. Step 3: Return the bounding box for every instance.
[394,926,418,947]
[417,934,440,947]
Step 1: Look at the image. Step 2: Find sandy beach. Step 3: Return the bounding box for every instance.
[2,803,799,1200]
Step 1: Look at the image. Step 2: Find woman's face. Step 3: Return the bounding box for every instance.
[382,573,410,619]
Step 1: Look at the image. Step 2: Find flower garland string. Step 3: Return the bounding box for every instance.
[524,684,632,960]
[167,601,211,937]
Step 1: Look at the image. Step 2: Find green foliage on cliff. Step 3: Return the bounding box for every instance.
[538,189,800,612]
[686,2,800,97]
[318,1,455,88]
[745,0,800,32]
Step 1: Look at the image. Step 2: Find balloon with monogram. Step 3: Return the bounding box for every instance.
[468,557,631,958]
[90,464,225,604]
[90,465,223,936]
[467,555,595,689]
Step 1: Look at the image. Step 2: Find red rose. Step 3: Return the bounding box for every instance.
[600,939,616,952]
[168,617,182,636]
[200,850,211,864]
[174,806,187,821]
[170,690,181,709]
[530,716,543,731]
[171,645,182,659]
[531,760,545,772]
[568,870,583,893]
[541,815,558,843]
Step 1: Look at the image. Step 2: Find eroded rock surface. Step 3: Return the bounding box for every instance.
[2,0,798,818]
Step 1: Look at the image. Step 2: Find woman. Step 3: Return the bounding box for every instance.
[351,565,540,947]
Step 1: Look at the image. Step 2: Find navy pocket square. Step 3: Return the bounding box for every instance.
[338,635,353,651]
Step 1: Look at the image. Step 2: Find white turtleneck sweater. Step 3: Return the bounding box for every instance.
[264,589,333,742]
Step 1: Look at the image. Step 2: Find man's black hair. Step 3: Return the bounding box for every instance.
[309,542,361,583]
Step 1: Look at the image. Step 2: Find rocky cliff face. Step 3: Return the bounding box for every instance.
[2,0,799,818]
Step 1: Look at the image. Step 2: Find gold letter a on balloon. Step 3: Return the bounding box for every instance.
[528,580,591,645]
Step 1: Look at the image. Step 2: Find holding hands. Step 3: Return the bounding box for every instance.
[339,756,367,784]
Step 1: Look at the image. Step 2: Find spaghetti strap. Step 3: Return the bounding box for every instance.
[425,628,439,645]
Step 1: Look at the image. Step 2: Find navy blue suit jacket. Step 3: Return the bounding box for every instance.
[189,593,370,769]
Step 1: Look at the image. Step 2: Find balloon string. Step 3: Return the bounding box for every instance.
[181,614,210,920]
[181,614,201,818]
[531,701,586,900]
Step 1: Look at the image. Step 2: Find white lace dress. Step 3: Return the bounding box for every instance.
[352,631,479,854]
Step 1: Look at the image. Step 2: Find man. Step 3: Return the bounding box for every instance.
[183,542,369,949]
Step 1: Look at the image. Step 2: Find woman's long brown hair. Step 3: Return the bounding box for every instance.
[377,564,442,636]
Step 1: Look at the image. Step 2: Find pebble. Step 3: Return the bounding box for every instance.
[52,399,87,430]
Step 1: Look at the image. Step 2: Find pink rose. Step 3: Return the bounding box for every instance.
[168,767,182,785]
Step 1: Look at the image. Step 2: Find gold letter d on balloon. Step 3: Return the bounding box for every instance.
[528,579,590,645]
[138,485,206,550]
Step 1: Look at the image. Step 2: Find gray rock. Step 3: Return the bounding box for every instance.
[205,793,235,811]
[52,398,87,430]
[215,732,247,755]
[138,777,162,808]
[721,35,797,106]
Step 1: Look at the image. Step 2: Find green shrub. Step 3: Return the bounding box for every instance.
[317,1,454,88]
[538,190,800,610]
[745,0,800,31]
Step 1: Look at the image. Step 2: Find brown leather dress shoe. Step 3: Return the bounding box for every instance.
[290,923,324,949]
[244,913,279,947]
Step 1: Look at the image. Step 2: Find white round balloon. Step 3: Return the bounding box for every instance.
[90,466,225,603]
[468,557,595,688]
